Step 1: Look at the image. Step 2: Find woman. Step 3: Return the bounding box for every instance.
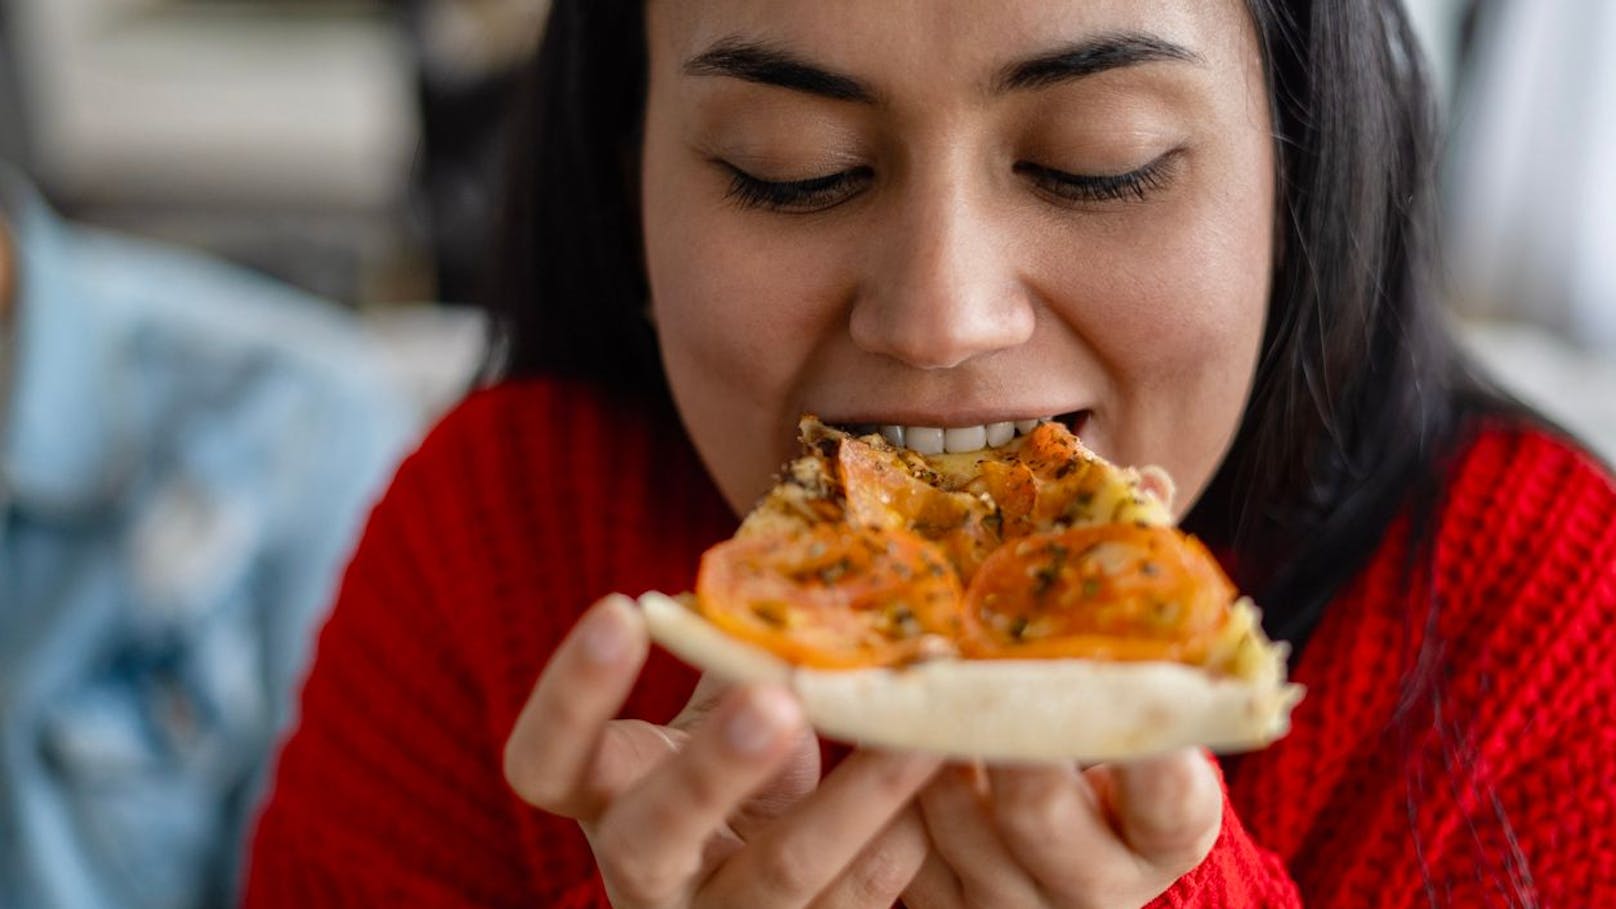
[245,1,1615,907]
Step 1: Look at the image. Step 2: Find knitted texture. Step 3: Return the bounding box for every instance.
[244,378,1616,908]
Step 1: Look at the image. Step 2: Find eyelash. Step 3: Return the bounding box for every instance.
[720,152,1178,214]
[722,164,874,213]
[1016,152,1179,205]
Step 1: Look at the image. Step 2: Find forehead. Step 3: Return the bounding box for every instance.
[648,0,1257,94]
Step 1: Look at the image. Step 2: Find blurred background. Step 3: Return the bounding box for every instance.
[0,1,1612,907]
[0,0,531,425]
[0,4,534,907]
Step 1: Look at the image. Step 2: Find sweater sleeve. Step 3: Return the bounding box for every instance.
[1347,580,1616,907]
[556,876,611,908]
[1401,453,1616,906]
[240,471,517,905]
[1444,637,1616,907]
[241,379,729,908]
[1388,434,1616,906]
[241,448,600,907]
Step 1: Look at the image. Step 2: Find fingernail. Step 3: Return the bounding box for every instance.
[726,688,798,755]
[580,595,634,664]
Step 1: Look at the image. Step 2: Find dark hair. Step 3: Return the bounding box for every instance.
[1207,8,1537,901]
[485,1,655,395]
[1197,0,1471,637]
[487,2,1544,902]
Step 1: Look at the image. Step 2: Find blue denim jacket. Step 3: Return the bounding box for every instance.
[0,169,417,908]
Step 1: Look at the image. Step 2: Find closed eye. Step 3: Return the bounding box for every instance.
[721,163,874,213]
[1015,150,1181,205]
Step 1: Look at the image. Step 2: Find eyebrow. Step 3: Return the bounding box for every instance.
[682,32,1203,104]
[995,33,1204,93]
[684,38,875,103]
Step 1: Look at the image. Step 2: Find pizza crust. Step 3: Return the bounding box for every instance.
[640,591,1304,763]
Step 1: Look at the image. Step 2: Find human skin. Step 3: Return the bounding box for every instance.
[506,1,1277,906]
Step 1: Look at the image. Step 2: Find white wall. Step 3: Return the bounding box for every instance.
[1401,0,1471,101]
[7,0,417,212]
[1443,0,1616,351]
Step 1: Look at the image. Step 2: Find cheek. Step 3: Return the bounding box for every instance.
[643,181,849,412]
[1053,192,1266,380]
[1041,155,1271,399]
[1033,149,1272,503]
[641,132,858,507]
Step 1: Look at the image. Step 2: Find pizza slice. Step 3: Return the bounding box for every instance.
[639,417,1301,762]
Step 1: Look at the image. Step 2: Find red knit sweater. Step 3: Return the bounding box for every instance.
[245,378,1616,908]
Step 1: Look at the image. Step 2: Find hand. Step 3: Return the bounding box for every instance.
[503,594,942,908]
[902,753,1222,908]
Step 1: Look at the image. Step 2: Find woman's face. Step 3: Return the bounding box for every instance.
[642,0,1274,518]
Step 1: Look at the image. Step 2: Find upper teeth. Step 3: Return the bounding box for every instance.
[879,418,1053,454]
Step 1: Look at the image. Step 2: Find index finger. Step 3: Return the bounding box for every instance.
[699,748,943,907]
[1104,748,1223,872]
[503,594,650,821]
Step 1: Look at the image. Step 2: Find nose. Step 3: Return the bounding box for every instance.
[848,184,1037,370]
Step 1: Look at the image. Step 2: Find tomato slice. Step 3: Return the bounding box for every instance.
[978,424,1168,538]
[695,524,967,668]
[959,524,1235,663]
[837,440,1000,582]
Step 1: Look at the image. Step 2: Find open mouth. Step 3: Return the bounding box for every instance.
[831,410,1089,455]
